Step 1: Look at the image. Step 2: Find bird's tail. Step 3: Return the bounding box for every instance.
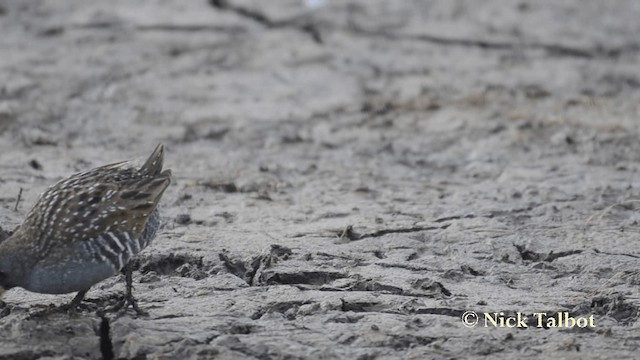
[140,143,165,176]
[138,144,172,204]
[120,145,172,234]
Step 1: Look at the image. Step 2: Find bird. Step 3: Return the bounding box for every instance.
[0,144,171,315]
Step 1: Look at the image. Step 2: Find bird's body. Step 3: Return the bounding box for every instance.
[0,144,171,309]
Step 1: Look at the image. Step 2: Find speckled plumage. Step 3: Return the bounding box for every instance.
[0,144,171,306]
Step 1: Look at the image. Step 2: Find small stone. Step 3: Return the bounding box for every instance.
[176,214,192,225]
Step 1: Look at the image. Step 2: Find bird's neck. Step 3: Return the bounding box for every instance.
[0,232,35,286]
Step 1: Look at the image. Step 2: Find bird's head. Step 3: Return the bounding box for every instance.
[0,264,18,297]
[0,273,7,297]
[0,258,16,296]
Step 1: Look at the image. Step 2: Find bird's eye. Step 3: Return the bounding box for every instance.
[88,196,101,205]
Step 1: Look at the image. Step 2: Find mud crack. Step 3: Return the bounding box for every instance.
[220,244,293,285]
[209,0,323,44]
[349,24,639,59]
[514,244,583,262]
[338,224,450,241]
[136,253,209,280]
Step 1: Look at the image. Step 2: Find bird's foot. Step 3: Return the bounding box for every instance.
[27,289,92,318]
[104,261,148,316]
[106,291,148,316]
[27,303,90,319]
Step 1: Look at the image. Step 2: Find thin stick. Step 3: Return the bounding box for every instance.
[13,187,23,212]
[586,199,640,225]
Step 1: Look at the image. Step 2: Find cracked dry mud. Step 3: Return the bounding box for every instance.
[1,0,640,359]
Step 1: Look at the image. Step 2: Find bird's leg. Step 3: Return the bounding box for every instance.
[58,288,90,313]
[108,261,147,316]
[123,261,146,314]
[68,288,89,309]
[28,288,90,318]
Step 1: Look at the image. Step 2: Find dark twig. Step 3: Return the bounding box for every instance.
[13,187,23,212]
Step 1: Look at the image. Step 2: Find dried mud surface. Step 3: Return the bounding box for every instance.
[1,1,640,359]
